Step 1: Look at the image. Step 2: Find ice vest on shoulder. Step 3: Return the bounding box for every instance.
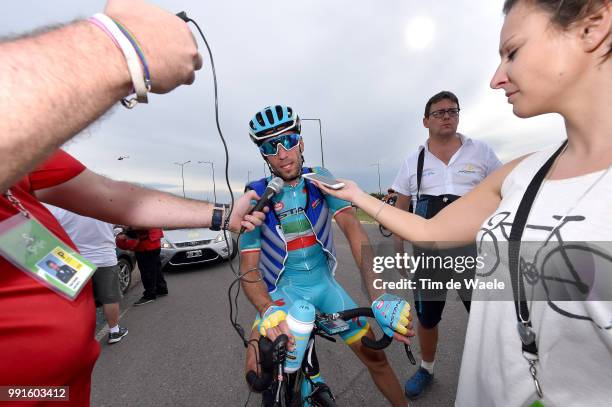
[246,168,338,291]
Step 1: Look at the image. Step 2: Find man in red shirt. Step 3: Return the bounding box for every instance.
[1,151,104,407]
[0,152,264,407]
[0,2,265,405]
[131,228,167,305]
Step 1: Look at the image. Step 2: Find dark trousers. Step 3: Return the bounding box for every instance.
[135,249,167,299]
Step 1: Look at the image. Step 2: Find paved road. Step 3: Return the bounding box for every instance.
[92,224,468,406]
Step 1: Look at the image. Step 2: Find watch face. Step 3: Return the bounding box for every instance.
[211,208,224,230]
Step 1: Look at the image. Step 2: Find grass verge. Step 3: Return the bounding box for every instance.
[355,208,375,223]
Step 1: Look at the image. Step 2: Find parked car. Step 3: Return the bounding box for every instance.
[113,226,136,295]
[160,228,236,270]
[115,247,135,294]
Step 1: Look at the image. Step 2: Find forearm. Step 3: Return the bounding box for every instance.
[0,21,131,191]
[38,171,216,229]
[392,194,411,247]
[336,210,382,301]
[354,191,431,242]
[240,262,274,315]
[97,182,216,228]
[356,166,508,245]
[348,224,382,302]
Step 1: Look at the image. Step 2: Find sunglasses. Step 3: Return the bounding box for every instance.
[259,133,301,156]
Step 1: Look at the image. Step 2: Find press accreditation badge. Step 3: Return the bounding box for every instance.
[0,214,96,300]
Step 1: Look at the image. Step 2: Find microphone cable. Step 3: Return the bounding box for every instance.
[177,12,265,349]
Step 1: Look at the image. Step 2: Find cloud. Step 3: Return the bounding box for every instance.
[1,0,565,198]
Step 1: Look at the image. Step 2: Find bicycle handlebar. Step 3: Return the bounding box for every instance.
[334,307,393,351]
[246,370,273,392]
[246,307,398,392]
[246,334,288,393]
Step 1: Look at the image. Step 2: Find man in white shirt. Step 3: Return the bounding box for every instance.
[46,205,129,344]
[391,91,501,399]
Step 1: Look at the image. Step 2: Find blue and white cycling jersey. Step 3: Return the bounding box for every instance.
[242,168,369,344]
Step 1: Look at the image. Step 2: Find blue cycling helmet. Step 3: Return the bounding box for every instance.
[249,105,301,144]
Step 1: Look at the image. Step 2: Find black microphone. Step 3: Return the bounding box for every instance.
[176,11,189,22]
[240,177,284,233]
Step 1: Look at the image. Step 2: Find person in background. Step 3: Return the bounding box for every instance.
[391,90,501,399]
[130,228,167,306]
[312,1,612,405]
[46,204,129,344]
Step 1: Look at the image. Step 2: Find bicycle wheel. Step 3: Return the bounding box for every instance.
[379,224,392,238]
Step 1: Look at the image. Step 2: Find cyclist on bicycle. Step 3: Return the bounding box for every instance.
[383,188,398,206]
[241,105,412,406]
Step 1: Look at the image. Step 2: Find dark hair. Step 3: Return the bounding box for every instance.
[424,91,460,118]
[503,0,611,59]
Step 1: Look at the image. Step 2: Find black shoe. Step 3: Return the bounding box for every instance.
[156,290,168,297]
[108,326,129,344]
[134,296,155,306]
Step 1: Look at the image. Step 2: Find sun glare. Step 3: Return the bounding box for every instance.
[404,16,436,51]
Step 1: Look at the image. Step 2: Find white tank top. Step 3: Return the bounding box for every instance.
[456,143,612,407]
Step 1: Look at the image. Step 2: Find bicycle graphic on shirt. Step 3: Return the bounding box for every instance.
[477,211,612,330]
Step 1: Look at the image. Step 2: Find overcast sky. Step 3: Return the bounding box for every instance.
[2,0,566,201]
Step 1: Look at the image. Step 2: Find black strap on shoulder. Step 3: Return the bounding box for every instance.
[416,147,425,201]
[508,140,567,355]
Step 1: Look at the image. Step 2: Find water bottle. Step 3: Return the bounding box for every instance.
[284,300,315,373]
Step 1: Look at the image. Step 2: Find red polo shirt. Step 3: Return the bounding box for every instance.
[134,228,164,252]
[0,150,100,406]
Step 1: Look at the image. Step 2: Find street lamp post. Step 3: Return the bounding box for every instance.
[247,170,252,184]
[173,160,191,198]
[301,118,325,168]
[370,162,382,196]
[197,161,216,203]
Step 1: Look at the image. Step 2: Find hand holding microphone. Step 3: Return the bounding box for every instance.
[249,177,284,214]
[233,177,284,233]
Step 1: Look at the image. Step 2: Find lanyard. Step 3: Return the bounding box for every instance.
[2,189,31,218]
[507,140,568,400]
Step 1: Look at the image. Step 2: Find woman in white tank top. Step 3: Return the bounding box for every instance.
[313,1,612,405]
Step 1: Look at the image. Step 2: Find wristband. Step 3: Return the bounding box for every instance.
[374,201,386,222]
[88,17,120,48]
[88,13,149,108]
[111,18,151,86]
[210,205,224,231]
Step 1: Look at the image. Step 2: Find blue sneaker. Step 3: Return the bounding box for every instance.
[404,367,433,399]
